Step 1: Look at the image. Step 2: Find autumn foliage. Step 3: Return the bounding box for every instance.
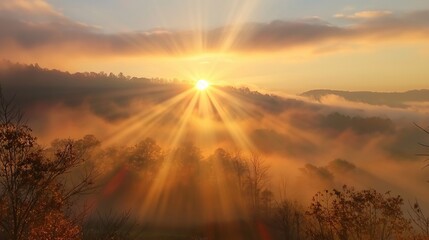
[306,186,410,240]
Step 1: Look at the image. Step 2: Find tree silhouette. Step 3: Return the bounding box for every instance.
[408,201,429,239]
[127,138,163,173]
[415,123,429,168]
[83,210,139,240]
[273,200,304,240]
[245,153,270,215]
[210,148,247,194]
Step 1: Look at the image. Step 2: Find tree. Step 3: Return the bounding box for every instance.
[0,89,95,240]
[83,210,139,240]
[306,185,411,240]
[245,153,270,215]
[127,138,163,175]
[414,122,429,183]
[173,141,202,168]
[210,148,247,193]
[230,151,248,194]
[273,200,304,240]
[261,189,274,215]
[408,201,429,239]
[415,123,429,168]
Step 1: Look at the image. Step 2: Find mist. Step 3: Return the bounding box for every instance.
[1,62,428,232]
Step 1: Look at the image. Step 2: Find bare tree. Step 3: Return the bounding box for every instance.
[83,210,139,240]
[415,123,429,160]
[213,149,248,194]
[231,151,248,194]
[271,180,305,240]
[273,200,304,240]
[245,153,270,215]
[408,201,429,239]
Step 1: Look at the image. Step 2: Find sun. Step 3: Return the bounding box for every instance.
[196,79,210,91]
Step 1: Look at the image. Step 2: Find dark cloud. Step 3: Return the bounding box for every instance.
[229,20,347,51]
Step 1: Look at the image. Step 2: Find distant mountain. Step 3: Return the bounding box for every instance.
[301,89,429,108]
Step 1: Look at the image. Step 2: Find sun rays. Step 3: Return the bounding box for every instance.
[103,82,257,152]
[90,0,268,223]
[78,3,274,214]
[100,77,259,150]
[93,78,265,222]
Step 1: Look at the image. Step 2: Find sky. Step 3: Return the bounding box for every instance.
[0,0,429,93]
[48,0,429,31]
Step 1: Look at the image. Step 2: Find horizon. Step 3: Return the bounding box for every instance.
[2,60,429,95]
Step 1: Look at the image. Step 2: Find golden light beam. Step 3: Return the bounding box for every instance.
[167,90,200,148]
[185,0,207,54]
[207,90,255,151]
[125,92,197,144]
[204,157,251,222]
[103,88,194,146]
[213,86,318,145]
[218,0,260,53]
[193,89,220,150]
[139,91,200,217]
[210,87,263,120]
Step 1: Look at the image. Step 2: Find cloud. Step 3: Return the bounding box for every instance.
[0,0,60,16]
[302,89,429,109]
[334,10,392,20]
[0,3,428,57]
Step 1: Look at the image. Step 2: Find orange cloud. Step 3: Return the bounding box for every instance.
[334,10,392,20]
[0,2,429,59]
[0,0,59,16]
